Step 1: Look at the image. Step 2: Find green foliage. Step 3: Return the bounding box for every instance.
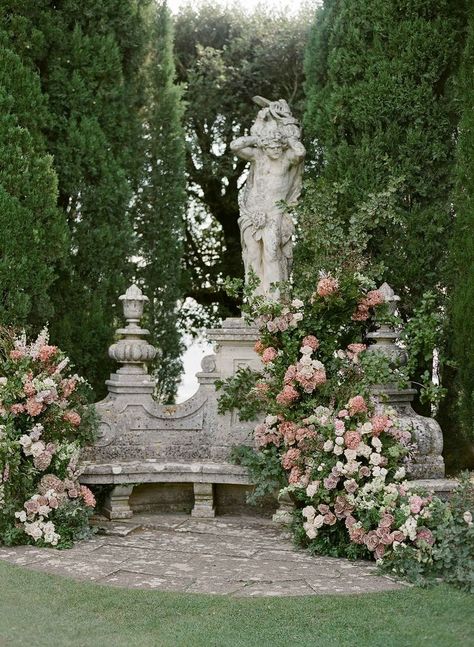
[301,0,465,314]
[1,1,152,397]
[380,475,474,592]
[448,4,474,451]
[230,444,286,506]
[0,37,67,328]
[216,367,264,422]
[174,3,312,322]
[136,2,186,403]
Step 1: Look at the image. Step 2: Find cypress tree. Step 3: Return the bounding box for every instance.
[2,1,151,395]
[300,0,465,314]
[136,2,186,403]
[0,35,67,327]
[446,4,474,466]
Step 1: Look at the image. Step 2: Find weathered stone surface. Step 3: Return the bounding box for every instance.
[0,514,404,596]
[230,97,305,299]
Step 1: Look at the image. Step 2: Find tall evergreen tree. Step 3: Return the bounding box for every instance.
[446,4,474,467]
[135,2,186,403]
[0,34,67,327]
[2,1,151,395]
[299,0,465,313]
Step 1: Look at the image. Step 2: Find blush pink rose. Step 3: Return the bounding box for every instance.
[302,335,319,350]
[409,495,424,514]
[284,364,297,384]
[416,528,435,546]
[374,544,386,559]
[276,384,299,406]
[262,347,278,364]
[364,530,380,552]
[349,526,366,544]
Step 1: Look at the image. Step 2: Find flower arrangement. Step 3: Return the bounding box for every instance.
[0,327,97,548]
[221,272,474,590]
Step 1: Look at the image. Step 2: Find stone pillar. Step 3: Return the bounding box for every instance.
[366,283,445,479]
[191,483,216,518]
[103,485,134,520]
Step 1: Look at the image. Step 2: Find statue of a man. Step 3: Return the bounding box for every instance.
[230,96,306,299]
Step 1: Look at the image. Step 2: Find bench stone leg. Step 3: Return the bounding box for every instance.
[103,485,134,520]
[192,482,215,518]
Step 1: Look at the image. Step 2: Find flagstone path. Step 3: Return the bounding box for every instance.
[0,514,407,596]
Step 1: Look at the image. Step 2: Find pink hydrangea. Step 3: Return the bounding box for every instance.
[316,276,339,297]
[80,485,96,508]
[276,384,299,406]
[409,495,424,514]
[365,290,385,307]
[371,415,392,436]
[26,399,43,417]
[344,430,362,450]
[23,382,36,397]
[10,403,25,415]
[38,345,58,362]
[63,410,81,427]
[9,349,24,360]
[302,335,319,350]
[337,409,349,418]
[351,303,370,321]
[348,395,367,416]
[255,381,270,397]
[346,343,367,361]
[296,368,326,393]
[288,466,303,484]
[262,347,278,364]
[281,447,301,470]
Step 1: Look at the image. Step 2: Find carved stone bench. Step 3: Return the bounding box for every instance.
[80,460,251,519]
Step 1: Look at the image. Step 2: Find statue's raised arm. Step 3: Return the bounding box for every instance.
[229,96,306,300]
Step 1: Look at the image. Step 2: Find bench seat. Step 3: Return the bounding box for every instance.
[79,460,251,519]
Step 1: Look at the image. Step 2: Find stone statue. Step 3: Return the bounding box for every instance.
[230,96,306,299]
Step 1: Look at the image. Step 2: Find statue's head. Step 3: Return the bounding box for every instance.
[261,131,288,159]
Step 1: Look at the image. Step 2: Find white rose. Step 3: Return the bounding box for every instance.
[335,436,344,446]
[356,442,372,458]
[0,377,7,386]
[302,505,316,521]
[344,449,357,462]
[291,299,304,309]
[15,510,27,522]
[333,445,344,455]
[394,467,406,481]
[24,522,42,541]
[313,514,325,529]
[293,312,304,323]
[369,452,382,466]
[300,345,313,355]
[304,523,318,539]
[323,440,334,452]
[306,481,320,498]
[360,422,373,435]
[312,360,325,371]
[30,441,46,458]
[464,511,473,525]
[371,437,382,451]
[299,355,313,366]
[38,505,51,517]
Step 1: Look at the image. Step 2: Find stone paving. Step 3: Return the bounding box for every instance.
[0,514,407,596]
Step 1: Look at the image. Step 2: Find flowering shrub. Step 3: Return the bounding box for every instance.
[221,272,474,590]
[0,328,97,548]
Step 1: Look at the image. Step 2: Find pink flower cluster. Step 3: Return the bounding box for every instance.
[315,276,339,298]
[262,347,278,364]
[254,422,282,448]
[347,395,367,416]
[276,384,299,406]
[352,290,385,321]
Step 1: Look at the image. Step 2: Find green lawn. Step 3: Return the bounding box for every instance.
[0,561,472,647]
